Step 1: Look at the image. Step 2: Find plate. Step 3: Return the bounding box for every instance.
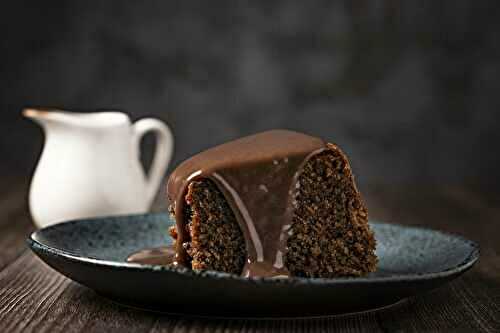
[28,213,479,317]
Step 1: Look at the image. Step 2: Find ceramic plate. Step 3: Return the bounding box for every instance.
[28,213,479,317]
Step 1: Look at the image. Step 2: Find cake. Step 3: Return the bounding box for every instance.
[167,130,377,278]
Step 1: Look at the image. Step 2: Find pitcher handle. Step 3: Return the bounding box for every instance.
[132,118,174,208]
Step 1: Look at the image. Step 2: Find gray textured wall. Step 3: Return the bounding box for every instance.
[1,1,499,188]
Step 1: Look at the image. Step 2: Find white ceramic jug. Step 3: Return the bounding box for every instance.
[24,109,174,228]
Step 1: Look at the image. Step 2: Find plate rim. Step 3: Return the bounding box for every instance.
[27,212,480,286]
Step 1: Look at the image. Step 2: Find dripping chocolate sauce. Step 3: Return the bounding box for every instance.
[166,130,328,278]
[127,245,177,266]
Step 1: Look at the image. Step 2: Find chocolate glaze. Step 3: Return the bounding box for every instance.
[127,245,176,266]
[167,130,327,277]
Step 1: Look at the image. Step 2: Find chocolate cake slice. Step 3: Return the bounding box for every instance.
[167,130,377,278]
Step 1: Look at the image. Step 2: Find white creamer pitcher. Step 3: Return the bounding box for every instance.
[24,109,174,228]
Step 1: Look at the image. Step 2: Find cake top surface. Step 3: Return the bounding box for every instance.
[167,129,329,277]
[167,129,325,207]
[168,129,323,183]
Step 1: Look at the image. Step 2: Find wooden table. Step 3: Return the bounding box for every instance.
[1,179,499,332]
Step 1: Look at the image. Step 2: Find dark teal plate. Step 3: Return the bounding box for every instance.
[27,213,479,318]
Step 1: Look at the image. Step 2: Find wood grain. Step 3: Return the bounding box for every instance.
[0,181,499,332]
[0,180,34,270]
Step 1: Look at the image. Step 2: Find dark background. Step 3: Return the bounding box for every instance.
[1,1,499,190]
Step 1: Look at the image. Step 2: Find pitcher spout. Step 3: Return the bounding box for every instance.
[23,108,130,129]
[23,108,65,127]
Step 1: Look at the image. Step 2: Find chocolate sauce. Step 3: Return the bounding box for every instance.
[127,245,177,266]
[167,130,327,277]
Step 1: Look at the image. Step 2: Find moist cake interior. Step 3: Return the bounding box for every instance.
[169,142,377,278]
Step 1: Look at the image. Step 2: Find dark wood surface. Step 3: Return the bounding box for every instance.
[0,179,499,332]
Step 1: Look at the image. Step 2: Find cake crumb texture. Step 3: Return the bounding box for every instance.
[169,144,377,278]
[179,179,246,274]
[284,144,377,277]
